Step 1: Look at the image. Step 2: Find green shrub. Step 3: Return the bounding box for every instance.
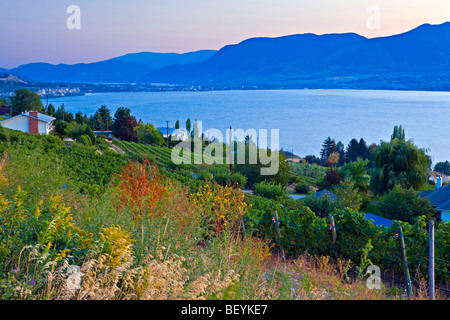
[253,181,286,200]
[77,134,92,146]
[295,182,310,194]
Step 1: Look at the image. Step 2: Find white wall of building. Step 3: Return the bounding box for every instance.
[0,116,30,133]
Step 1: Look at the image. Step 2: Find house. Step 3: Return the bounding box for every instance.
[311,189,338,202]
[420,175,450,222]
[157,127,189,141]
[0,110,55,135]
[94,130,113,138]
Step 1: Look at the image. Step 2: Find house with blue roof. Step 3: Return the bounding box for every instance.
[420,175,450,222]
[311,189,338,202]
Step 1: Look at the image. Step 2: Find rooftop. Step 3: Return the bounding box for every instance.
[312,189,338,202]
[363,213,393,227]
[421,184,450,207]
[0,111,55,124]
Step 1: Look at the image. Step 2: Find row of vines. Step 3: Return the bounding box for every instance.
[243,194,450,284]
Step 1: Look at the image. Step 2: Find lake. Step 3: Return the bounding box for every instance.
[46,89,450,165]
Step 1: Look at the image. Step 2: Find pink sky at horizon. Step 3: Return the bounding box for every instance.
[0,0,449,68]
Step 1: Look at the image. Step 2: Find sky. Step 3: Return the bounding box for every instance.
[0,0,449,68]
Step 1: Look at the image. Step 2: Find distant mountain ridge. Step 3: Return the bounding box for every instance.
[3,22,450,90]
[7,50,217,84]
[141,22,450,90]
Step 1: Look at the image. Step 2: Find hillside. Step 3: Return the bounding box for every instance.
[7,50,217,84]
[142,22,450,90]
[4,23,450,90]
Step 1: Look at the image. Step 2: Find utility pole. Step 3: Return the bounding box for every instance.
[166,120,169,148]
[428,220,435,300]
[398,226,412,299]
[273,210,285,263]
[229,126,233,174]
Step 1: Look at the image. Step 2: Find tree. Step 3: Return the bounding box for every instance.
[324,152,340,167]
[345,138,360,163]
[175,120,180,129]
[320,137,336,162]
[75,111,85,124]
[10,89,44,115]
[135,123,164,146]
[333,178,363,211]
[336,141,345,166]
[324,167,341,187]
[378,185,436,224]
[186,118,191,134]
[434,161,450,175]
[112,107,138,141]
[54,105,74,122]
[53,120,69,138]
[94,105,112,130]
[46,103,56,116]
[339,158,370,191]
[391,125,405,141]
[358,138,369,160]
[370,126,430,196]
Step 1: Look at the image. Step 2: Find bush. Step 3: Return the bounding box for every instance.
[378,185,437,224]
[300,194,341,218]
[295,182,310,194]
[77,134,92,147]
[253,181,286,200]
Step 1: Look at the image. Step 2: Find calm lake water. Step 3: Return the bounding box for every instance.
[46,89,450,165]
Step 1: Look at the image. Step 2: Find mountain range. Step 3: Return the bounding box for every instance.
[3,22,450,90]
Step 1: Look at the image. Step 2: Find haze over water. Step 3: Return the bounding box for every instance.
[47,89,450,165]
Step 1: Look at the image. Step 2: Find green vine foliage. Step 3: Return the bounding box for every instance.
[244,194,450,282]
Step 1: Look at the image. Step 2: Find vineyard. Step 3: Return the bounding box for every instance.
[113,139,229,169]
[243,193,450,292]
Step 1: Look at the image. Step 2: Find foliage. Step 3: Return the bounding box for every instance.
[290,161,326,180]
[324,167,341,187]
[320,137,336,163]
[110,159,169,222]
[10,89,44,115]
[300,194,341,218]
[294,182,310,194]
[332,178,363,211]
[93,105,113,131]
[339,158,370,191]
[135,123,165,146]
[0,127,127,196]
[112,107,138,141]
[378,185,437,224]
[370,127,430,195]
[253,181,287,200]
[190,183,248,238]
[345,138,369,163]
[434,161,450,175]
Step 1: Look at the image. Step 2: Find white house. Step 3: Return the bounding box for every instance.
[157,127,189,141]
[0,111,55,135]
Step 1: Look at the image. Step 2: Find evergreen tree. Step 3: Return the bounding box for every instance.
[345,138,360,163]
[94,105,112,130]
[320,137,336,162]
[186,118,191,134]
